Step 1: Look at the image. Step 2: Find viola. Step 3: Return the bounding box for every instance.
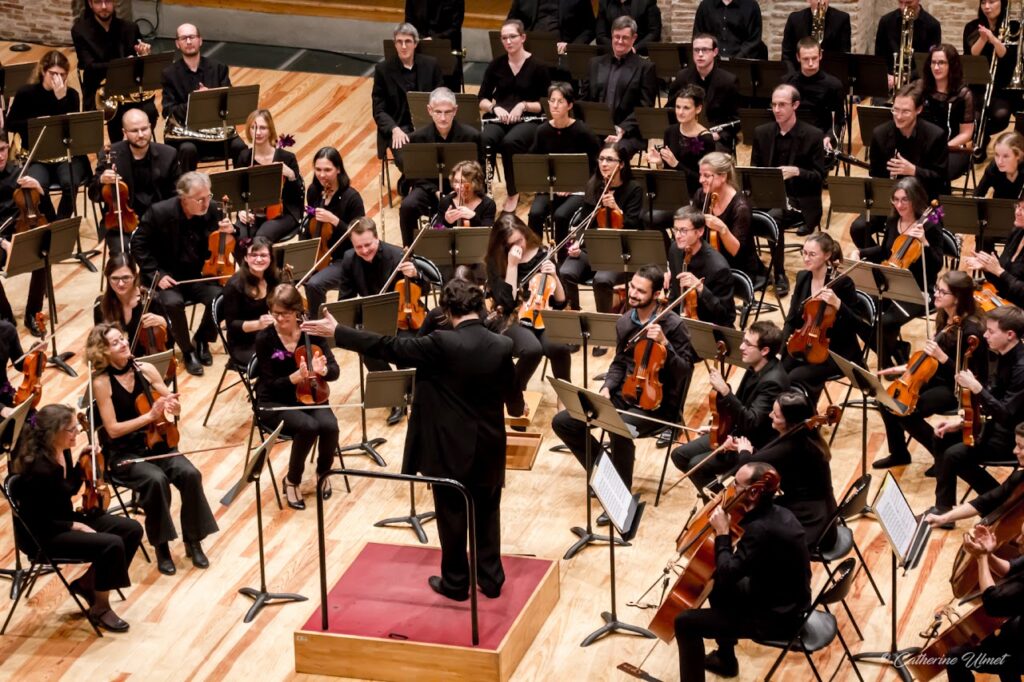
[959,334,981,446]
[708,341,732,449]
[202,195,236,284]
[100,147,138,235]
[886,317,961,415]
[703,191,720,251]
[133,363,180,450]
[518,271,558,330]
[14,313,47,409]
[134,288,176,383]
[621,299,668,411]
[12,125,49,234]
[908,600,1007,681]
[786,261,860,365]
[884,200,940,269]
[307,189,333,272]
[973,281,1010,312]
[395,275,427,331]
[295,319,330,405]
[595,204,624,229]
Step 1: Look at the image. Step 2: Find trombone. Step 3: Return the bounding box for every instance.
[892,4,916,95]
[975,0,1024,155]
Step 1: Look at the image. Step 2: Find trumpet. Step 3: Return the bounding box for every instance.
[893,4,916,94]
[811,0,826,44]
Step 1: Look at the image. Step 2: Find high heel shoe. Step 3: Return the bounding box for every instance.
[283,477,305,510]
[321,478,332,501]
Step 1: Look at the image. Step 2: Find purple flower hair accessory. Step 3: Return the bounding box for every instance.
[277,133,296,149]
[925,206,944,224]
[271,348,291,361]
[238,237,253,252]
[305,205,317,217]
[27,414,37,428]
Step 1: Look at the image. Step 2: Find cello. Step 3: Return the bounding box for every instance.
[908,598,1007,682]
[786,260,862,364]
[201,195,236,284]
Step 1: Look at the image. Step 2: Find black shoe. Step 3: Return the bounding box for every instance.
[386,405,406,426]
[774,274,790,297]
[479,583,502,599]
[428,575,469,602]
[596,511,610,527]
[656,428,672,449]
[155,543,176,575]
[925,506,954,530]
[185,541,209,569]
[592,346,608,357]
[184,352,204,376]
[704,650,739,677]
[24,316,44,338]
[872,454,911,469]
[283,477,305,510]
[194,337,213,366]
[795,223,815,237]
[972,146,987,164]
[924,465,936,478]
[92,608,130,633]
[593,372,608,382]
[321,478,332,501]
[69,578,96,607]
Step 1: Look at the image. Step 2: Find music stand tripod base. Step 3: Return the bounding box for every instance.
[338,437,387,466]
[374,481,436,544]
[582,610,656,647]
[239,585,308,624]
[565,525,628,560]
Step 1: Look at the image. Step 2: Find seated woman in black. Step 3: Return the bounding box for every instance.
[920,45,975,184]
[975,131,1024,200]
[646,84,715,197]
[967,197,1024,307]
[435,160,496,228]
[12,403,142,632]
[95,254,168,356]
[222,236,279,366]
[692,151,763,284]
[850,176,943,367]
[255,283,340,510]
[234,108,304,244]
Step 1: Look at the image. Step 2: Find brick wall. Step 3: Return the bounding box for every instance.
[0,0,133,46]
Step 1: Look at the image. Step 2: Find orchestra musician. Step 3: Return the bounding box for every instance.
[667,34,740,152]
[692,0,768,59]
[0,317,44,418]
[234,108,303,246]
[646,85,715,198]
[673,461,811,681]
[581,16,658,161]
[255,283,340,510]
[95,254,169,350]
[968,198,1024,306]
[71,0,156,142]
[403,0,464,91]
[670,320,790,490]
[506,0,597,53]
[528,82,600,239]
[4,50,91,221]
[301,147,366,315]
[132,171,234,377]
[486,213,573,389]
[435,160,496,228]
[781,232,863,403]
[301,278,526,602]
[87,322,219,575]
[781,0,852,68]
[875,271,987,469]
[552,264,696,504]
[850,177,943,367]
[89,108,180,256]
[398,86,482,246]
[874,0,942,92]
[596,0,662,55]
[11,404,143,632]
[667,206,736,327]
[920,44,976,184]
[781,38,846,155]
[160,23,246,172]
[222,236,279,365]
[0,129,37,326]
[965,0,1021,161]
[478,19,551,213]
[372,22,443,173]
[927,305,1024,522]
[974,130,1024,227]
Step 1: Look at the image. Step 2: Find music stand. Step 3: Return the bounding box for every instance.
[633,168,689,229]
[549,377,632,560]
[0,62,35,113]
[487,30,559,63]
[273,240,318,283]
[852,471,932,682]
[960,55,990,86]
[542,310,620,385]
[582,451,653,646]
[7,219,80,376]
[184,84,260,165]
[683,319,748,370]
[322,293,400,466]
[737,107,772,146]
[634,107,673,144]
[401,142,479,197]
[407,91,479,131]
[0,398,36,599]
[210,164,283,219]
[938,195,1015,245]
[848,54,890,102]
[102,53,174,103]
[737,166,789,211]
[563,44,601,82]
[585,229,667,273]
[718,59,755,98]
[27,112,105,271]
[416,227,490,274]
[574,101,616,138]
[512,154,591,239]
[645,43,685,82]
[857,105,893,158]
[824,176,892,232]
[382,39,459,81]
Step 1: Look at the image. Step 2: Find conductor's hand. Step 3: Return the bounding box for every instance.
[709,506,730,536]
[301,311,339,338]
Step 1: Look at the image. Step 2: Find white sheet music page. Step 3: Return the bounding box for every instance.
[591,453,634,534]
[874,472,917,561]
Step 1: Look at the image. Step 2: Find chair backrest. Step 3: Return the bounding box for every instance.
[852,289,876,361]
[940,227,961,271]
[2,474,39,556]
[412,254,443,288]
[836,473,872,521]
[814,557,859,607]
[730,268,755,328]
[750,209,779,276]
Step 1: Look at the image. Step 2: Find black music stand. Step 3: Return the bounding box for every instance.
[824,176,892,232]
[102,53,174,103]
[416,227,490,274]
[549,377,632,560]
[938,195,1015,246]
[7,219,80,376]
[383,39,460,86]
[542,310,620,385]
[719,59,755,98]
[563,44,601,82]
[646,43,685,82]
[0,62,35,113]
[574,101,616,138]
[322,293,400,466]
[737,107,772,145]
[635,107,673,143]
[273,240,318,283]
[487,30,559,63]
[368,370,436,543]
[852,472,932,682]
[856,105,893,160]
[848,53,890,102]
[512,154,590,239]
[736,166,789,211]
[585,229,667,273]
[210,164,283,230]
[402,142,479,197]
[406,91,479,131]
[27,112,105,271]
[184,84,260,165]
[582,451,652,646]
[683,319,748,370]
[634,168,689,231]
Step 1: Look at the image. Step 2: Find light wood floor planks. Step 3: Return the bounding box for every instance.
[0,41,1008,681]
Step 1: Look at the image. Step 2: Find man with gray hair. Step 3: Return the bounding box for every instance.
[596,0,661,55]
[132,171,235,375]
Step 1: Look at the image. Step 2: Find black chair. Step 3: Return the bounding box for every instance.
[730,268,756,329]
[412,254,444,307]
[0,400,37,598]
[202,294,252,426]
[750,209,783,319]
[940,227,961,271]
[753,557,865,681]
[959,461,1020,504]
[826,290,877,447]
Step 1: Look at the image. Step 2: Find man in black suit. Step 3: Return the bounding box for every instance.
[692,0,768,59]
[874,0,941,91]
[507,0,596,52]
[671,321,791,492]
[71,0,157,142]
[0,130,43,327]
[89,108,180,255]
[372,23,444,170]
[596,0,661,55]
[132,171,232,376]
[667,207,736,328]
[303,279,526,602]
[781,38,846,153]
[398,87,482,246]
[781,0,851,68]
[404,0,464,91]
[581,16,658,159]
[667,34,740,151]
[160,23,245,172]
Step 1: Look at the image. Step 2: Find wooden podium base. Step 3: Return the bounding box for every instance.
[294,542,559,681]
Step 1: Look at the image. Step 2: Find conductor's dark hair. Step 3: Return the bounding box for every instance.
[777,389,814,425]
[440,279,486,317]
[635,263,663,291]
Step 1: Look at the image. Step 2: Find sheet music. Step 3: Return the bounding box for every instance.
[590,453,634,535]
[873,473,918,561]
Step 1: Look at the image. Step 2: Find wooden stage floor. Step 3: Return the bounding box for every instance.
[0,41,1008,681]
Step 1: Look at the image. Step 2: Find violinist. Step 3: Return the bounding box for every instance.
[222,236,279,366]
[10,404,142,632]
[95,254,168,350]
[89,108,180,256]
[87,323,218,576]
[974,131,1024,201]
[558,144,643,323]
[234,108,304,245]
[133,172,233,376]
[486,213,572,390]
[552,264,695,500]
[645,85,715,198]
[435,161,496,229]
[928,306,1024,522]
[301,147,365,317]
[527,82,600,239]
[781,232,862,402]
[920,45,976,184]
[0,129,35,325]
[255,284,340,510]
[667,206,736,327]
[967,198,1024,307]
[849,177,943,367]
[875,271,987,470]
[674,461,811,681]
[671,321,790,491]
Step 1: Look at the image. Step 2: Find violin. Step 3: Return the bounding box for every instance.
[595,202,624,229]
[12,125,49,234]
[884,200,940,269]
[13,313,47,409]
[100,146,139,236]
[708,341,732,449]
[294,317,330,405]
[908,599,1007,681]
[786,261,860,365]
[76,408,111,514]
[621,299,668,411]
[133,362,180,450]
[396,274,427,331]
[680,251,699,319]
[973,281,1011,312]
[518,270,558,330]
[886,316,962,415]
[959,334,981,447]
[702,191,720,251]
[132,287,176,382]
[307,187,333,272]
[202,195,236,284]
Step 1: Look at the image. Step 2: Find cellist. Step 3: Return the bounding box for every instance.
[666,206,735,327]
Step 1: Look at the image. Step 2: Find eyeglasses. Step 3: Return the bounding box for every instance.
[934,288,951,296]
[178,35,200,42]
[672,227,697,234]
[500,34,522,42]
[269,310,294,318]
[692,47,714,54]
[63,425,81,434]
[186,193,213,203]
[891,196,911,204]
[800,250,821,257]
[246,252,271,260]
[109,275,134,283]
[598,156,620,164]
[430,108,456,117]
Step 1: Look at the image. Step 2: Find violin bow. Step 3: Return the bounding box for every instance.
[112,442,244,468]
[623,285,701,348]
[12,308,83,365]
[129,277,161,355]
[378,224,430,295]
[795,259,864,308]
[295,219,359,290]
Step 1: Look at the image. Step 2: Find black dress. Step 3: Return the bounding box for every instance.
[221,274,271,364]
[661,126,715,196]
[692,188,760,277]
[234,147,304,244]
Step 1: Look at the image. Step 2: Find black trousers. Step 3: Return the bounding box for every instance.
[25,158,92,219]
[782,353,842,405]
[44,512,142,591]
[528,193,583,242]
[557,253,628,314]
[399,186,437,247]
[868,299,925,368]
[262,402,340,485]
[503,323,571,390]
[111,453,219,546]
[168,136,247,173]
[432,482,503,596]
[480,120,540,196]
[237,213,299,246]
[849,214,886,250]
[155,281,221,354]
[670,433,737,492]
[945,618,1023,682]
[934,431,1015,509]
[303,260,344,319]
[879,383,956,460]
